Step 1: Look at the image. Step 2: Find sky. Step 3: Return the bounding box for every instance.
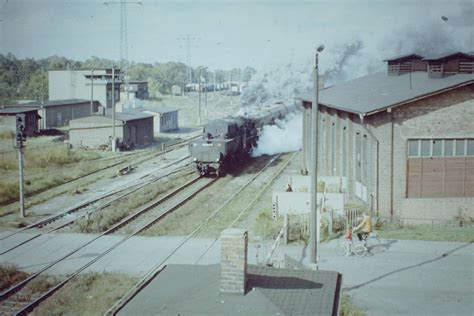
[0,0,473,73]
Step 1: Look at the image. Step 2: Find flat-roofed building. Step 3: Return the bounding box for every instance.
[140,107,179,133]
[49,69,123,109]
[69,112,153,150]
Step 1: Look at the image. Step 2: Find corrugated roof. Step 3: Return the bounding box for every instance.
[111,112,153,122]
[0,107,39,114]
[43,99,90,107]
[141,106,178,114]
[118,264,340,316]
[298,72,474,115]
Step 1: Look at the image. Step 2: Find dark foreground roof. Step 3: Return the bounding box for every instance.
[119,264,341,316]
[299,72,474,115]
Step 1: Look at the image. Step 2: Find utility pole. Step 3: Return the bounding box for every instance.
[112,67,117,152]
[197,66,207,126]
[15,114,27,218]
[310,45,324,266]
[103,0,142,103]
[177,34,200,94]
[90,69,94,114]
[198,68,202,126]
[41,65,44,105]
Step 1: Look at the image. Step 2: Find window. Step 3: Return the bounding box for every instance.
[455,139,465,156]
[444,140,454,157]
[408,138,474,157]
[331,122,336,175]
[342,126,347,176]
[468,140,474,156]
[408,140,418,157]
[355,132,361,182]
[420,140,430,156]
[432,139,442,157]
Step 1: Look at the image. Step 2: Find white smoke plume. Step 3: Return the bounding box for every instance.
[240,62,313,107]
[251,112,302,157]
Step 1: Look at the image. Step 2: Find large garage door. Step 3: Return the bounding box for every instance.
[407,139,474,198]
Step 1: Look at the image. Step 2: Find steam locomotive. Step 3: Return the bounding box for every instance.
[189,101,300,176]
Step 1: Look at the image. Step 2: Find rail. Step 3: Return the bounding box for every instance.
[105,152,295,315]
[0,175,215,315]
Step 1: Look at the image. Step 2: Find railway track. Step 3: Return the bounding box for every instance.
[0,135,199,208]
[0,175,216,315]
[105,153,295,315]
[0,155,192,255]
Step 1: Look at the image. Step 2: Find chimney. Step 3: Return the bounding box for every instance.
[220,228,248,295]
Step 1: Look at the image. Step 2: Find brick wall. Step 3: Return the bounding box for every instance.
[391,86,474,219]
[220,228,248,295]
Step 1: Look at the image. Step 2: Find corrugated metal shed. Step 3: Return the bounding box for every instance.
[298,72,474,115]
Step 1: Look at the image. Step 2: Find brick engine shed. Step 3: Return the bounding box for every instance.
[299,52,474,222]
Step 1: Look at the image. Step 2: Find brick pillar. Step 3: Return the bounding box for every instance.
[220,228,248,295]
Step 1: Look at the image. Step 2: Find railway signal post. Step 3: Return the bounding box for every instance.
[16,114,27,218]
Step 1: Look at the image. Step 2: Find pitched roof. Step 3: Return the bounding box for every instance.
[383,54,424,62]
[118,264,341,316]
[298,72,474,115]
[423,52,474,61]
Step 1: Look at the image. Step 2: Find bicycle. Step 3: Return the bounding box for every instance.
[335,231,384,257]
[335,239,367,257]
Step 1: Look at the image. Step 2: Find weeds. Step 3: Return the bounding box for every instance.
[453,207,473,228]
[254,209,283,239]
[0,265,29,291]
[74,176,185,233]
[340,294,366,316]
[32,272,138,316]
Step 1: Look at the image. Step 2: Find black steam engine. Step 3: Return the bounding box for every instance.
[189,101,299,176]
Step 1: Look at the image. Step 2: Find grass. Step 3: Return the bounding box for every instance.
[379,224,474,242]
[340,294,366,316]
[0,145,101,205]
[73,172,195,233]
[0,265,29,291]
[254,208,283,239]
[33,272,138,316]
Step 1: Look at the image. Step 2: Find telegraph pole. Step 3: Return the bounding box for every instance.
[198,68,201,125]
[90,69,94,114]
[177,34,200,94]
[103,0,142,102]
[112,67,117,152]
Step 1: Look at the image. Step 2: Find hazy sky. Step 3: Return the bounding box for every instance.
[1,0,473,71]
